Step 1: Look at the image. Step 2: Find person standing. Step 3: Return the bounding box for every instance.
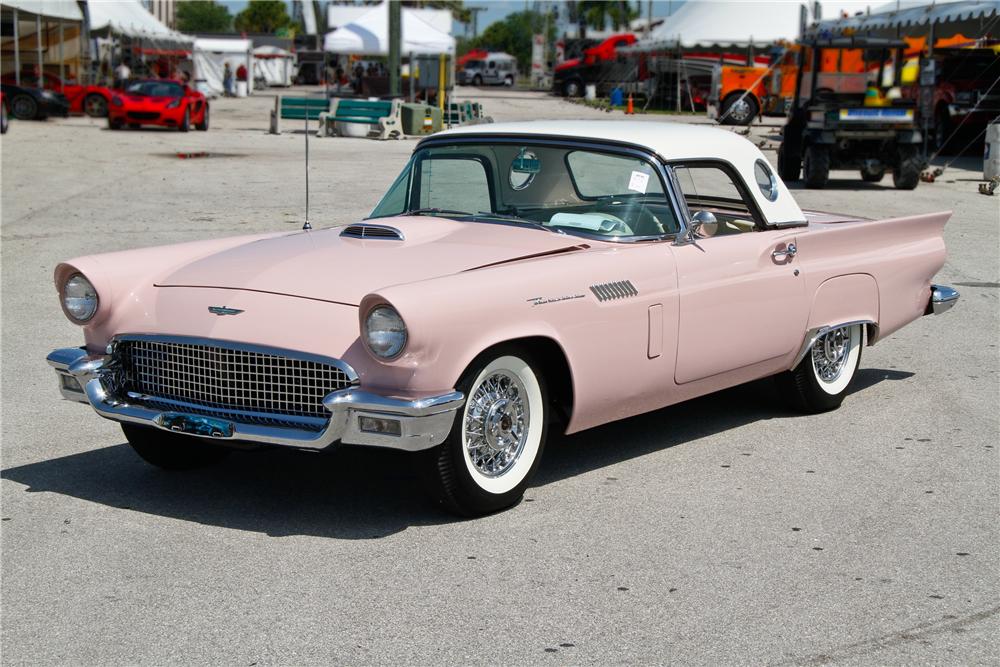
[223,62,234,97]
[114,61,131,88]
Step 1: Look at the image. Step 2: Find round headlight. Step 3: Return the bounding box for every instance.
[364,305,407,359]
[62,273,99,323]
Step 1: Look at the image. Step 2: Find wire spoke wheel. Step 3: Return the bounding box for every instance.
[812,326,853,384]
[464,370,529,478]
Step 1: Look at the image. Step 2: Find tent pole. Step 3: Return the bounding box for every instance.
[59,21,65,91]
[388,0,401,97]
[37,15,44,87]
[409,51,414,102]
[439,53,446,112]
[13,9,20,85]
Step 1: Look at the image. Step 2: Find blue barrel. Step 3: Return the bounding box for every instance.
[610,87,624,107]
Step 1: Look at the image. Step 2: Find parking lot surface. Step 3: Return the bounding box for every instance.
[2,86,998,665]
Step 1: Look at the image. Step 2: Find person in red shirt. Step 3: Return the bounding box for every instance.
[236,64,247,82]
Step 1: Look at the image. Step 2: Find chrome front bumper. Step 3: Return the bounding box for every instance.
[46,347,463,452]
[927,284,960,315]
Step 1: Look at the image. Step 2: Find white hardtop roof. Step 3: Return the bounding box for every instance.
[431,121,807,225]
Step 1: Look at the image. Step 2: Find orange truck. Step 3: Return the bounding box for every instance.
[707,47,800,125]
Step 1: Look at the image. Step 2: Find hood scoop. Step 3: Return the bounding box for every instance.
[340,223,404,241]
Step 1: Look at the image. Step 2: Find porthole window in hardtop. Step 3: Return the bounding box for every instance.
[754,159,778,202]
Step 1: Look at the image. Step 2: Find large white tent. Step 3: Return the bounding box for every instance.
[253,45,295,87]
[323,2,455,55]
[813,0,1000,37]
[88,0,193,52]
[639,1,807,50]
[194,38,254,97]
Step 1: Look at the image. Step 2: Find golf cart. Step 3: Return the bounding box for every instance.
[778,36,924,189]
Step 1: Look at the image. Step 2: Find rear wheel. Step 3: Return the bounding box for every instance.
[122,423,230,470]
[504,75,514,87]
[1,102,7,134]
[893,144,921,190]
[11,94,37,120]
[720,93,759,125]
[777,140,802,181]
[777,324,863,413]
[803,144,830,188]
[84,93,108,117]
[422,348,548,516]
[195,104,209,131]
[563,78,583,97]
[179,108,190,132]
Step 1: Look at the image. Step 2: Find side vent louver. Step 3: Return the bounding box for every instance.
[590,280,638,302]
[340,224,405,241]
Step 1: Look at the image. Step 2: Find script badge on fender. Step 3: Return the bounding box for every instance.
[208,306,244,316]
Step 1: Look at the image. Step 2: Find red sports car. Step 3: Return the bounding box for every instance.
[0,71,112,117]
[108,80,209,132]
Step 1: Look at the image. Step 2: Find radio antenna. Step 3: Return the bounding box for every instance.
[303,109,312,231]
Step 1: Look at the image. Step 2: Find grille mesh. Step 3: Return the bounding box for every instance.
[116,339,352,420]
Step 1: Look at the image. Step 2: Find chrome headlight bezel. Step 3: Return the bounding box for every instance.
[60,273,100,323]
[363,304,408,360]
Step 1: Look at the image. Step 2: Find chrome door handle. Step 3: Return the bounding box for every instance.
[772,242,797,261]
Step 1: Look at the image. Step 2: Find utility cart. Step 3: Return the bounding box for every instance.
[778,36,924,189]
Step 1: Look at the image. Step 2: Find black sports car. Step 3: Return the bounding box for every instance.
[0,83,70,120]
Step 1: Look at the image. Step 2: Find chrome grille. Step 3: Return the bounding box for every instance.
[115,339,353,420]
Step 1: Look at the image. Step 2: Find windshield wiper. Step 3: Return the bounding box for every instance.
[403,207,474,217]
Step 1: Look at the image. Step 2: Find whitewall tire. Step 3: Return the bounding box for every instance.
[423,348,548,516]
[778,324,864,413]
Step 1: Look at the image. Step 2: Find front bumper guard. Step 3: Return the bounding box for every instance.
[46,348,463,453]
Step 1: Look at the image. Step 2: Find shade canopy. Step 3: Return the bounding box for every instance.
[812,0,1000,38]
[194,38,254,97]
[636,0,807,50]
[88,0,194,51]
[323,2,455,55]
[1,0,82,21]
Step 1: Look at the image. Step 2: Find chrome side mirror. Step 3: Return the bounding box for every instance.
[675,210,718,245]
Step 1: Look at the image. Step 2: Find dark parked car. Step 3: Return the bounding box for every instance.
[0,83,70,120]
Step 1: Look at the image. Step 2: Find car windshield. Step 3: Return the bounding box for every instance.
[125,81,184,98]
[465,61,484,70]
[368,141,680,240]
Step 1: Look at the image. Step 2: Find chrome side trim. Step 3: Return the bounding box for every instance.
[927,284,959,315]
[792,320,878,369]
[590,280,638,302]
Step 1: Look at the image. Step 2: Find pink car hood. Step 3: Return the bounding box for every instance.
[155,216,587,306]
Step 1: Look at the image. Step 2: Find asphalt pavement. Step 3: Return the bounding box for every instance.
[1,86,997,665]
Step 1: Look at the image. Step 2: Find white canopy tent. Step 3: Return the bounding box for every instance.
[2,0,81,21]
[812,0,1000,37]
[88,0,193,52]
[326,4,453,35]
[323,2,455,55]
[253,45,295,87]
[637,1,808,50]
[194,38,254,97]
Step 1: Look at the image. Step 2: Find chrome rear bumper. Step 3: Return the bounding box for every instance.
[927,284,960,315]
[46,347,463,452]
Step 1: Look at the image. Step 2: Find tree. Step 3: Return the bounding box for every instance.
[176,1,232,32]
[234,0,295,34]
[470,9,556,73]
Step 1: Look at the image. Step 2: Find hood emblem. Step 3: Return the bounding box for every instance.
[208,306,244,316]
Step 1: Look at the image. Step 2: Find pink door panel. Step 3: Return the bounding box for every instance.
[670,230,807,384]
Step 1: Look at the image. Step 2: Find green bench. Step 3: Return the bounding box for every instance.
[317,98,403,140]
[269,95,330,134]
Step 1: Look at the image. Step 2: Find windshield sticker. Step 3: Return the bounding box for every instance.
[628,170,650,193]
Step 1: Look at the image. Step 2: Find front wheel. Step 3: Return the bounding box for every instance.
[179,108,190,132]
[422,349,548,516]
[720,93,758,125]
[84,93,108,117]
[563,79,583,97]
[11,94,37,120]
[777,324,863,413]
[122,423,230,470]
[472,74,483,87]
[195,104,209,131]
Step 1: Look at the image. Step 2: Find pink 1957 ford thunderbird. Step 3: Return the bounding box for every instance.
[47,121,959,516]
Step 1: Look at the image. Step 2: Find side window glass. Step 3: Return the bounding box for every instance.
[417,158,491,213]
[672,164,758,235]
